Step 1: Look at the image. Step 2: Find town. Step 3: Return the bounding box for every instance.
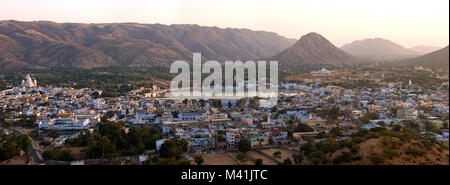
[0,67,448,165]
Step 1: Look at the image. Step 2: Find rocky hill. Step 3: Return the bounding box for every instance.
[299,128,449,165]
[268,32,356,66]
[0,20,296,68]
[400,46,449,72]
[341,38,419,56]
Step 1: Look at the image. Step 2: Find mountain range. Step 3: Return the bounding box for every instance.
[341,38,420,56]
[0,20,296,68]
[0,20,447,71]
[408,45,442,54]
[267,32,356,66]
[340,38,445,63]
[399,46,449,71]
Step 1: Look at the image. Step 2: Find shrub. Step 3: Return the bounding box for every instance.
[194,155,204,165]
[307,151,326,165]
[255,158,263,165]
[421,139,434,150]
[352,137,364,143]
[283,157,293,165]
[405,147,426,157]
[369,153,386,164]
[350,155,362,161]
[350,143,360,154]
[333,152,352,164]
[273,151,282,158]
[351,129,368,137]
[42,148,75,161]
[370,127,387,133]
[382,149,400,159]
[292,153,304,164]
[315,137,340,153]
[236,152,248,161]
[381,137,402,149]
[339,140,352,148]
[321,157,332,165]
[363,133,376,140]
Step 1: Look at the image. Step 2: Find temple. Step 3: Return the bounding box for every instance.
[21,74,38,88]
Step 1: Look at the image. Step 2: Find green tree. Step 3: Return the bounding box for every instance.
[315,137,340,153]
[316,131,327,139]
[43,147,75,161]
[194,155,204,165]
[273,151,281,158]
[217,134,226,142]
[283,157,293,165]
[15,134,31,153]
[294,123,314,132]
[330,127,343,137]
[238,139,251,153]
[333,152,352,164]
[159,140,182,159]
[255,158,263,165]
[85,136,118,159]
[0,140,18,161]
[303,136,315,143]
[177,139,189,152]
[361,112,379,124]
[292,152,303,164]
[92,91,100,99]
[443,122,449,129]
[98,136,118,159]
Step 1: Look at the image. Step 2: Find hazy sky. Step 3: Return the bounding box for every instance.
[1,0,448,47]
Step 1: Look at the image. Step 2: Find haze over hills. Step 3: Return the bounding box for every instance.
[399,46,449,72]
[340,38,424,62]
[341,38,419,56]
[408,45,442,54]
[268,32,356,66]
[0,20,296,69]
[1,20,447,70]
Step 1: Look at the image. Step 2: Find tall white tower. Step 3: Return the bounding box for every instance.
[23,74,37,88]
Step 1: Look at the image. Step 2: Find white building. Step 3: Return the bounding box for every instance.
[21,74,37,88]
[35,117,91,130]
[310,68,332,75]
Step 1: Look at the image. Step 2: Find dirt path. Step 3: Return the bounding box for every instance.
[248,151,279,165]
[200,152,240,165]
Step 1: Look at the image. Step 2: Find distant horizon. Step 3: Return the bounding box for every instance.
[1,19,448,50]
[0,0,448,48]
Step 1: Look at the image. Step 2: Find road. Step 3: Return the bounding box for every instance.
[11,128,45,164]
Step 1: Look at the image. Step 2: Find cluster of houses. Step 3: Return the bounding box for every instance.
[0,72,449,162]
